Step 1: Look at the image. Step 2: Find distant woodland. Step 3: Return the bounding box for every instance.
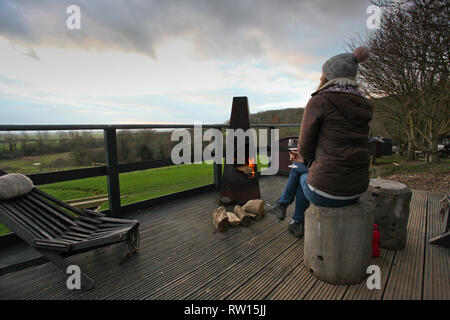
[0,99,394,168]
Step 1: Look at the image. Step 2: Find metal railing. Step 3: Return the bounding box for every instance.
[0,123,301,217]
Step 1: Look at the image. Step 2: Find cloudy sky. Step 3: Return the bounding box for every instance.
[0,0,373,125]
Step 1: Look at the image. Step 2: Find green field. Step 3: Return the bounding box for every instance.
[0,152,79,174]
[369,155,450,178]
[40,163,215,208]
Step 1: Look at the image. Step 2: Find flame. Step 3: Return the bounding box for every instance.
[248,157,256,178]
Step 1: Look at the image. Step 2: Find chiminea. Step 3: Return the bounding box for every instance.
[220,97,261,205]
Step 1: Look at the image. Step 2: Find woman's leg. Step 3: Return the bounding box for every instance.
[278,162,308,206]
[272,162,308,221]
[286,172,310,238]
[292,172,310,223]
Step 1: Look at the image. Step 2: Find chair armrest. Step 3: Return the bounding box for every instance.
[83,209,106,218]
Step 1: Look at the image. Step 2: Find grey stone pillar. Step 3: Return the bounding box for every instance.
[304,200,375,285]
[363,179,412,250]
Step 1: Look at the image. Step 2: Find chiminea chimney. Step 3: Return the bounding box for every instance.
[219,97,261,205]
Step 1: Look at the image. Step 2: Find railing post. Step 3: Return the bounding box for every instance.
[104,128,121,217]
[268,126,274,170]
[213,127,223,190]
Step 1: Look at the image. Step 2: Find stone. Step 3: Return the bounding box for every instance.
[362,178,412,250]
[304,199,375,285]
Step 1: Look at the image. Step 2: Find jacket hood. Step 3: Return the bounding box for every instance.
[317,91,373,127]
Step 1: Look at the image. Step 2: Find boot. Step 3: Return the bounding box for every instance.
[288,219,304,238]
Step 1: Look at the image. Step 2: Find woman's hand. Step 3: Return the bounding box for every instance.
[289,150,304,163]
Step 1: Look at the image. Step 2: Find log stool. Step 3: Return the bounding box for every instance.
[304,200,375,285]
[364,179,412,250]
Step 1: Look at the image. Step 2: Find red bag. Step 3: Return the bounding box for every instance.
[372,224,380,257]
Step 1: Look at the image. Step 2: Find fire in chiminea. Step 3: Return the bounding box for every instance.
[220,97,261,205]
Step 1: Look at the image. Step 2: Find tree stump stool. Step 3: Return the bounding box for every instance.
[363,179,412,250]
[304,200,375,285]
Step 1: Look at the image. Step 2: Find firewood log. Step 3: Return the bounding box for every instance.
[235,165,252,175]
[233,205,251,227]
[243,199,265,219]
[220,196,232,205]
[226,212,241,226]
[212,206,229,232]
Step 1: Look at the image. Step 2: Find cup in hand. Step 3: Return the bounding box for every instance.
[288,138,299,168]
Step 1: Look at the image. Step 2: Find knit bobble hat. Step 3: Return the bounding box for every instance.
[322,47,369,81]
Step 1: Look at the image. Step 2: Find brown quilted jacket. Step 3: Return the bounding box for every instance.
[297,90,373,196]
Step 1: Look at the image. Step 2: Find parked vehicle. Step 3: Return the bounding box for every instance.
[438,135,450,159]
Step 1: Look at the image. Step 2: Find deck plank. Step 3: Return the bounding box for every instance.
[265,261,317,300]
[343,249,396,300]
[423,192,450,300]
[226,240,304,300]
[382,190,427,300]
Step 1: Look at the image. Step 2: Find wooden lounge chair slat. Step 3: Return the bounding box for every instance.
[61,234,88,242]
[10,201,59,238]
[33,239,71,252]
[83,209,106,217]
[20,197,69,233]
[69,225,96,235]
[90,228,130,237]
[13,199,63,235]
[64,231,91,239]
[98,223,133,229]
[76,215,103,225]
[33,188,86,217]
[0,204,43,240]
[75,219,99,230]
[28,192,77,222]
[26,193,77,226]
[97,216,137,224]
[71,233,128,251]
[1,202,50,239]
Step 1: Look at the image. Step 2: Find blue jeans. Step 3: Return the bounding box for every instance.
[278,162,359,222]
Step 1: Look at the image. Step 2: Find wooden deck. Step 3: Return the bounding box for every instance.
[0,176,448,300]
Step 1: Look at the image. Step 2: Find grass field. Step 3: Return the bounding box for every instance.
[0,152,79,174]
[39,163,215,209]
[369,155,450,178]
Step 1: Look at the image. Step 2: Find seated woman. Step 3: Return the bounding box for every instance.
[272,47,374,238]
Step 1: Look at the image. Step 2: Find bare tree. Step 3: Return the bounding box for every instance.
[351,0,449,162]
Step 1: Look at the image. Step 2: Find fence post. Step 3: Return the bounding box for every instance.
[268,126,274,170]
[104,128,121,217]
[213,127,223,190]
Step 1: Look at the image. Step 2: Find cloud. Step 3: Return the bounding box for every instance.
[0,0,371,64]
[0,0,373,125]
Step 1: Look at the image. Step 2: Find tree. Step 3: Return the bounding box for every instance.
[351,0,449,162]
[138,144,153,161]
[4,134,18,153]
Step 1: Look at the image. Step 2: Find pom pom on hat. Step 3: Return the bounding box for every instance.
[353,46,369,63]
[322,47,369,81]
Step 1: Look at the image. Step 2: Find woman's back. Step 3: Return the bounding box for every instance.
[299,89,373,197]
